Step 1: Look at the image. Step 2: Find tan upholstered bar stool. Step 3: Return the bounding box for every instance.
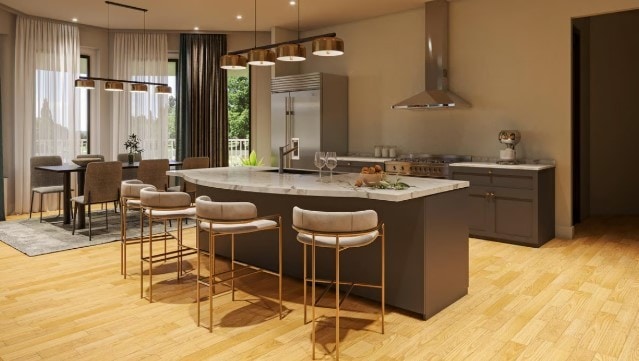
[292,206,385,361]
[120,180,154,278]
[195,195,282,332]
[139,186,197,302]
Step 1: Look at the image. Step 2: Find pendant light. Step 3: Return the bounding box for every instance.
[247,0,275,66]
[130,8,148,93]
[312,36,344,56]
[276,0,306,62]
[104,3,124,91]
[75,79,95,89]
[220,54,248,70]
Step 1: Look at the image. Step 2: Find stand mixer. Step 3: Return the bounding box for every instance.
[497,130,521,164]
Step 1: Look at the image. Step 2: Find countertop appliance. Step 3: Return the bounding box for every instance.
[497,130,521,165]
[385,154,471,178]
[271,73,348,170]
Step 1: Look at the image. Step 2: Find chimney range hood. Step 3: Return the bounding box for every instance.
[392,0,470,110]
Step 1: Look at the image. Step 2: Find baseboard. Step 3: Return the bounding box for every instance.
[555,225,575,240]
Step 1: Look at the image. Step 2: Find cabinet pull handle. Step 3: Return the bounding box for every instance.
[488,170,492,175]
[485,192,491,200]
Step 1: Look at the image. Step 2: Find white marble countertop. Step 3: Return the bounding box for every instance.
[450,162,555,171]
[337,156,393,163]
[169,166,468,202]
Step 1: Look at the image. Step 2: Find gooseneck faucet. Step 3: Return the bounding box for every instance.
[279,143,299,174]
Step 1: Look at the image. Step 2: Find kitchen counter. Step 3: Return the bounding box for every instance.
[170,166,470,320]
[450,162,555,171]
[169,166,468,202]
[337,156,393,163]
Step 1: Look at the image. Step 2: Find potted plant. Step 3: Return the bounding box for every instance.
[124,133,144,164]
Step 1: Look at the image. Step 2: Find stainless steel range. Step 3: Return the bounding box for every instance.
[385,154,471,178]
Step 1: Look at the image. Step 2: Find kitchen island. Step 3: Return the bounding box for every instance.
[169,166,470,320]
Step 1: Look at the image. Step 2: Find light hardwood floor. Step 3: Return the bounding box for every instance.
[1,213,638,360]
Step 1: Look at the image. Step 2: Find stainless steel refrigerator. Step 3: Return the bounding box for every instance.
[270,73,348,170]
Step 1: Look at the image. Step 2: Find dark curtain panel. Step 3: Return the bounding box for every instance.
[0,78,4,221]
[176,34,228,166]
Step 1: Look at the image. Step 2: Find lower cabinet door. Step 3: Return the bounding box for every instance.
[467,191,494,234]
[494,196,534,241]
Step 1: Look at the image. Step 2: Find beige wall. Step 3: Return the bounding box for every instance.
[295,0,639,238]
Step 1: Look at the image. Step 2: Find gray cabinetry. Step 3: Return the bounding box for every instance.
[451,166,555,247]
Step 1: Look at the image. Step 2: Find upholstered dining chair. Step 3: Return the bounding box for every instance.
[117,153,142,181]
[194,195,282,332]
[29,155,67,222]
[292,206,385,360]
[71,161,122,240]
[168,156,209,201]
[137,159,169,191]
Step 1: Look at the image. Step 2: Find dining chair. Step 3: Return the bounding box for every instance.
[71,161,122,240]
[29,155,67,222]
[117,153,142,181]
[137,159,169,191]
[168,156,209,201]
[195,195,282,332]
[292,206,385,360]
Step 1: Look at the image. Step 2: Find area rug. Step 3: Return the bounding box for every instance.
[0,211,192,257]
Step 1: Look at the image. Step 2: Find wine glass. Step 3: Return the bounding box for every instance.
[325,152,337,182]
[314,152,326,180]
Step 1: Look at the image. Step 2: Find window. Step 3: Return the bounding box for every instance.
[168,59,177,160]
[79,55,90,154]
[228,69,250,166]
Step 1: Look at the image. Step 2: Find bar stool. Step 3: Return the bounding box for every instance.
[195,195,282,332]
[292,206,385,360]
[139,186,197,302]
[120,180,154,278]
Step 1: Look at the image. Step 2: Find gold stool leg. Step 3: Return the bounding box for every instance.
[303,244,307,324]
[335,238,340,361]
[196,219,201,327]
[278,218,283,319]
[311,235,316,360]
[231,234,235,301]
[209,231,216,332]
[381,227,385,334]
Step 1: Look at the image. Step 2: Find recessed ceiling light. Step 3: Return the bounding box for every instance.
[72,18,78,22]
[194,26,199,31]
[236,14,243,20]
[289,1,296,5]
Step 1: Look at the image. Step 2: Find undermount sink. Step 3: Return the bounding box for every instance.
[260,168,318,175]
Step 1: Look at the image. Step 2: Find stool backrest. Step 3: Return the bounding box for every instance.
[121,180,155,198]
[140,187,191,209]
[195,195,257,220]
[292,206,378,233]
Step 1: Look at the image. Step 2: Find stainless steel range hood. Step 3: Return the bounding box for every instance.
[392,0,470,110]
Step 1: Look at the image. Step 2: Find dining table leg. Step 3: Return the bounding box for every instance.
[76,172,86,229]
[62,173,72,224]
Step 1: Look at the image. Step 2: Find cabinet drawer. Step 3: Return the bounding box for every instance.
[453,168,534,190]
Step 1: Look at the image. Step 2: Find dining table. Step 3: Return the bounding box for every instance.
[35,160,182,229]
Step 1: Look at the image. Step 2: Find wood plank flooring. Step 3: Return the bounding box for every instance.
[1,213,638,360]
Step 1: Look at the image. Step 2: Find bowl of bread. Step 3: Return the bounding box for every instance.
[355,165,384,187]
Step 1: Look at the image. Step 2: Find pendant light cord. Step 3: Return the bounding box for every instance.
[107,3,110,78]
[297,0,300,41]
[254,0,257,48]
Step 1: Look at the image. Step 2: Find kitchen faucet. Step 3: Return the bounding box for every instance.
[279,142,299,174]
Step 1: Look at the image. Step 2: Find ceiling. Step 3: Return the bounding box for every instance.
[0,0,427,32]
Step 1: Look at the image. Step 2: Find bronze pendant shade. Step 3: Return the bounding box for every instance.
[130,83,148,92]
[276,44,306,62]
[75,79,95,89]
[155,85,172,94]
[247,49,276,66]
[105,81,124,91]
[312,37,344,56]
[220,54,248,69]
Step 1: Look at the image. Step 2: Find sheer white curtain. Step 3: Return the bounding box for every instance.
[14,16,80,214]
[111,33,169,160]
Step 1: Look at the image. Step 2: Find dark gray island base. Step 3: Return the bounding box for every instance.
[192,175,469,320]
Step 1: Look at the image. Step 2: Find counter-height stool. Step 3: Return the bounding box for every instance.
[195,195,282,332]
[292,206,385,360]
[120,180,154,278]
[139,186,197,302]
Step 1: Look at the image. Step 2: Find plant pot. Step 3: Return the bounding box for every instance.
[127,153,134,164]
